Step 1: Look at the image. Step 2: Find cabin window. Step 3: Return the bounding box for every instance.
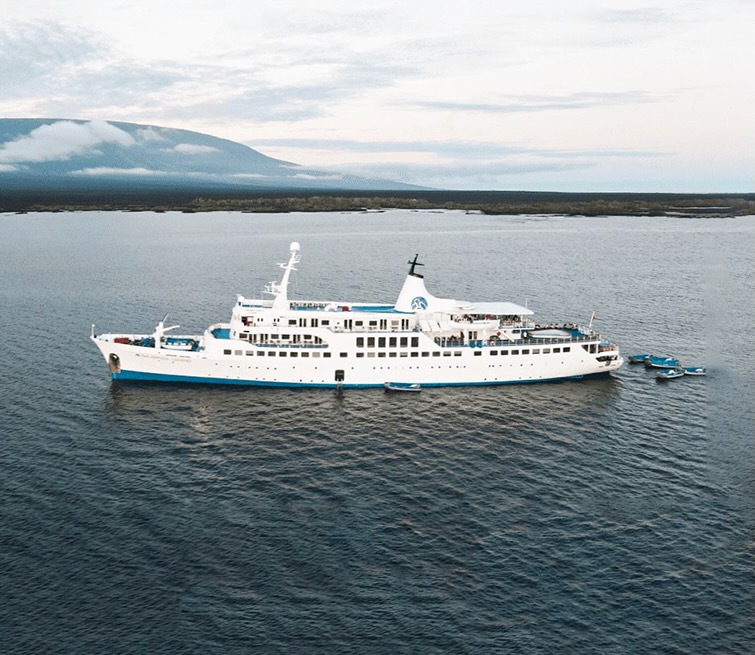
[291,352,298,357]
[553,347,561,353]
[369,320,377,327]
[422,352,429,357]
[474,351,481,356]
[357,352,364,358]
[411,352,418,358]
[454,351,462,357]
[533,349,540,354]
[433,352,441,357]
[282,334,290,340]
[411,337,419,347]
[340,352,347,358]
[302,352,309,358]
[367,337,375,347]
[224,349,231,355]
[356,337,364,347]
[389,337,397,347]
[246,351,254,356]
[389,352,397,358]
[268,351,275,357]
[490,350,498,356]
[512,350,519,355]
[563,347,571,353]
[279,352,287,357]
[543,348,551,354]
[443,352,451,357]
[400,337,408,347]
[322,320,330,326]
[378,337,386,348]
[323,353,331,358]
[289,319,296,326]
[522,349,530,355]
[378,352,386,358]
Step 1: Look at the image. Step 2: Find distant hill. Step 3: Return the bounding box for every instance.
[0,118,423,195]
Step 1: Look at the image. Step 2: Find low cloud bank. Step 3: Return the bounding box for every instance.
[0,120,135,164]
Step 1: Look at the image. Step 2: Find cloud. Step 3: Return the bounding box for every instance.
[136,127,167,142]
[253,137,667,161]
[71,167,164,176]
[292,172,344,181]
[170,143,220,155]
[0,120,136,164]
[415,91,657,114]
[0,21,102,93]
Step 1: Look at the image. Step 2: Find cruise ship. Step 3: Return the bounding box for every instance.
[91,242,623,388]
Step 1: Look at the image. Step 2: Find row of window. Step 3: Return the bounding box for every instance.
[223,346,572,358]
[242,316,412,331]
[356,336,420,348]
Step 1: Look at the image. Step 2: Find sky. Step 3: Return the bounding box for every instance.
[2,0,753,192]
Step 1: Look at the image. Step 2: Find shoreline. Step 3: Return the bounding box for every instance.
[2,191,753,217]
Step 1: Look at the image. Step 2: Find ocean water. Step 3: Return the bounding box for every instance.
[1,210,753,654]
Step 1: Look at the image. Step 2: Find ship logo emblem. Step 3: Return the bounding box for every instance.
[411,296,428,310]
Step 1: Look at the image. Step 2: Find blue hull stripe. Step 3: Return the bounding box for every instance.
[112,369,612,388]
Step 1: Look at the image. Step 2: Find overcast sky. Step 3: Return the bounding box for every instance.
[2,0,753,191]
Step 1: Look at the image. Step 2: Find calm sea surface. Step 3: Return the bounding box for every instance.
[1,210,753,654]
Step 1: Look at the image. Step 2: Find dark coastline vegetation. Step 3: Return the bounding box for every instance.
[3,189,753,217]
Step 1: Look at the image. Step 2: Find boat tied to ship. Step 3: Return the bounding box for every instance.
[91,242,624,388]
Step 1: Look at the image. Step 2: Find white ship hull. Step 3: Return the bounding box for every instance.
[91,243,623,388]
[93,333,622,388]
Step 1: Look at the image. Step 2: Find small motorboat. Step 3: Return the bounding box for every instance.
[628,353,651,364]
[645,355,681,369]
[681,366,706,376]
[656,368,684,380]
[385,382,422,392]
